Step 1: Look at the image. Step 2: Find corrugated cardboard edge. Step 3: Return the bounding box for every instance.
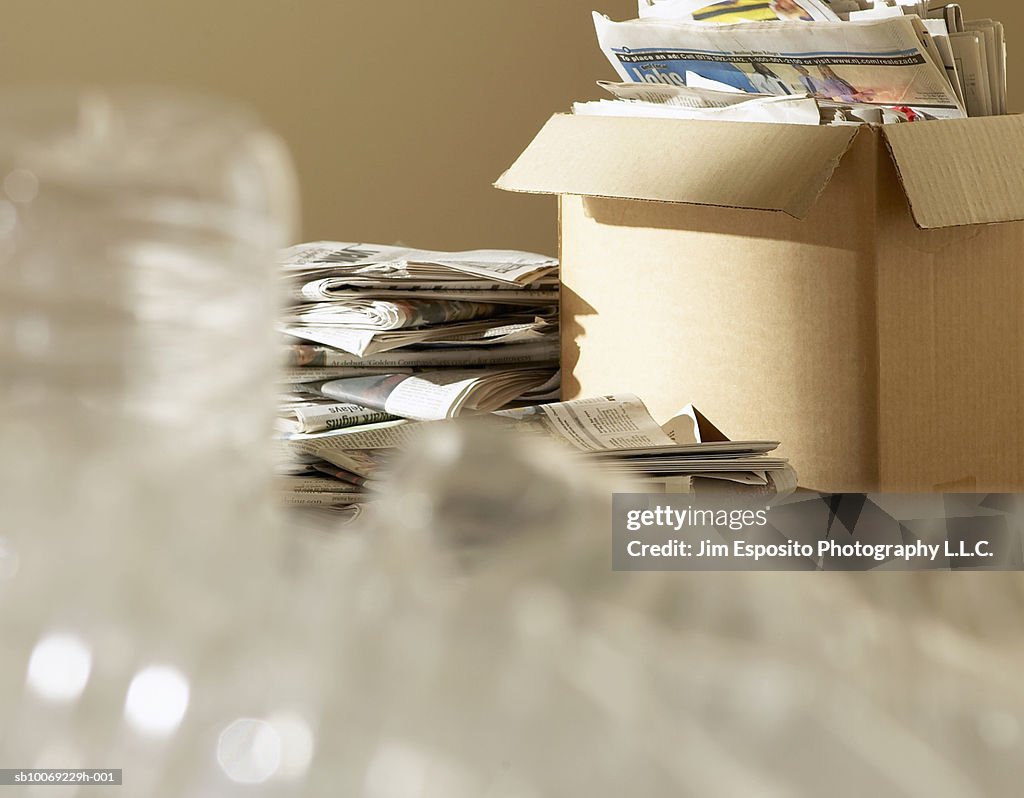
[794,124,864,220]
[881,116,1024,230]
[495,113,860,219]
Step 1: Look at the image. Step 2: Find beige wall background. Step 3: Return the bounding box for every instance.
[1,0,1018,255]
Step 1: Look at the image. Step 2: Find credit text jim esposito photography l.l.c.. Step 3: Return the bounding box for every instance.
[624,534,995,564]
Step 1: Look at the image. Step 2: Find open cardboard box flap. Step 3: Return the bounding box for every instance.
[881,115,1024,229]
[496,113,1024,230]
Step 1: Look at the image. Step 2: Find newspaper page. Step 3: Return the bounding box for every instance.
[638,0,840,23]
[281,317,554,357]
[296,395,678,454]
[966,19,1007,115]
[594,13,967,118]
[312,461,372,488]
[426,318,558,347]
[294,395,787,483]
[278,400,399,435]
[949,30,992,117]
[574,94,823,124]
[920,19,965,106]
[591,446,785,470]
[279,494,366,509]
[281,242,558,286]
[295,282,558,305]
[278,476,369,505]
[318,368,558,421]
[519,370,562,402]
[299,448,388,480]
[927,3,964,34]
[601,77,923,124]
[283,309,556,357]
[280,366,407,385]
[599,80,773,106]
[286,274,559,298]
[298,419,419,452]
[493,395,679,451]
[284,338,559,368]
[287,298,513,331]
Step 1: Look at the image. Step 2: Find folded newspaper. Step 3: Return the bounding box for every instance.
[296,285,559,305]
[575,93,823,125]
[282,242,558,287]
[313,368,560,421]
[284,338,560,369]
[580,80,916,125]
[283,313,557,358]
[278,476,371,508]
[279,241,568,512]
[278,393,400,435]
[285,395,795,497]
[286,298,514,331]
[593,12,966,119]
[282,243,558,357]
[280,366,407,385]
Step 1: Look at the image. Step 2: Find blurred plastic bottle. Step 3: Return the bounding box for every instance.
[0,89,296,792]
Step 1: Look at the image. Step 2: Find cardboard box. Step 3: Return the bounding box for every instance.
[496,114,1024,492]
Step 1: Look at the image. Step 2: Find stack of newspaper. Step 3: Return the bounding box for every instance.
[278,242,561,508]
[580,1,1007,125]
[278,394,796,511]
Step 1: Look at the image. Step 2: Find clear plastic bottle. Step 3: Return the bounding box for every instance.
[0,88,296,792]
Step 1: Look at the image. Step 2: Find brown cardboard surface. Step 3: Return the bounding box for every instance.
[875,149,1024,491]
[560,130,882,492]
[497,113,859,219]
[883,116,1024,229]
